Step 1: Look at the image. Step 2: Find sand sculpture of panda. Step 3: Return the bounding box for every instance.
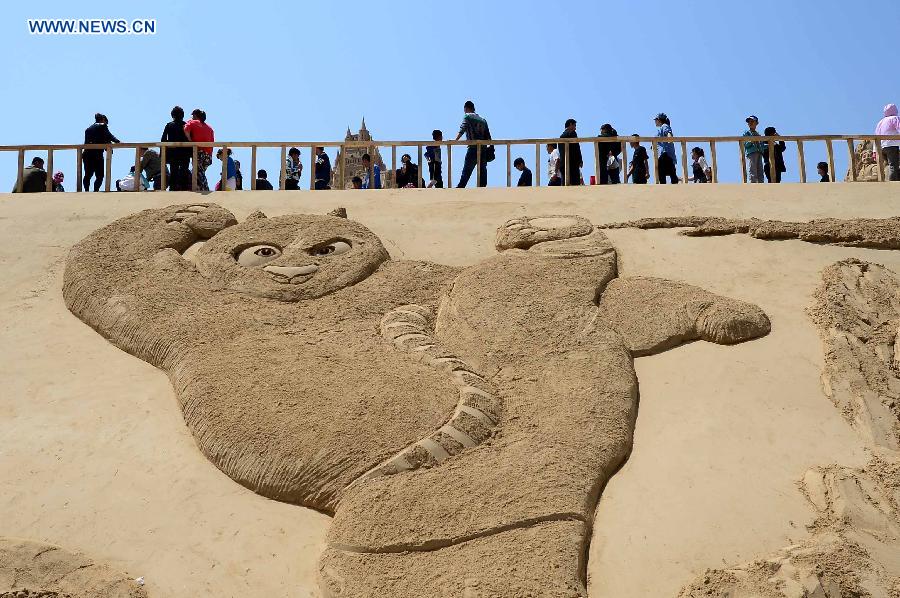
[63,204,771,597]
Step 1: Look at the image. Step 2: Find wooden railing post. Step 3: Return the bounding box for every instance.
[873,138,886,182]
[45,149,54,192]
[418,144,424,187]
[309,146,316,190]
[340,144,348,190]
[680,141,689,183]
[250,146,257,190]
[76,148,83,193]
[593,140,600,186]
[620,141,628,184]
[279,146,287,190]
[16,149,24,193]
[506,143,512,187]
[651,141,659,185]
[391,145,397,189]
[826,139,836,183]
[160,146,167,191]
[191,146,198,192]
[444,143,453,189]
[476,142,483,187]
[220,146,228,190]
[134,147,142,192]
[768,138,777,183]
[710,141,718,183]
[739,142,748,184]
[797,140,807,183]
[104,145,112,192]
[846,139,857,182]
[563,142,570,186]
[535,143,541,186]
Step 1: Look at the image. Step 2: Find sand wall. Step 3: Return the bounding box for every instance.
[1,183,898,597]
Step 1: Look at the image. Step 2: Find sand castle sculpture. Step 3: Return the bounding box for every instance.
[846,140,890,182]
[59,204,772,596]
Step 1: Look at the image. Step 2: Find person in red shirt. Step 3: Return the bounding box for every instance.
[184,109,215,191]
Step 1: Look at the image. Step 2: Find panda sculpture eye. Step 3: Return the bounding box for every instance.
[237,244,282,267]
[311,241,352,257]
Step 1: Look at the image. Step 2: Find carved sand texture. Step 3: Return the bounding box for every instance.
[63,205,462,512]
[603,216,900,250]
[65,208,770,596]
[0,538,147,598]
[809,259,900,449]
[678,457,900,598]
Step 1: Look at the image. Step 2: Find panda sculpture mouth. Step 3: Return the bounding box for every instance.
[267,272,316,285]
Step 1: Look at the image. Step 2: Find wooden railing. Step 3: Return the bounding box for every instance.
[4,134,899,192]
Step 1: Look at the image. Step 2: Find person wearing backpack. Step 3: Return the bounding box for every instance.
[455,100,491,188]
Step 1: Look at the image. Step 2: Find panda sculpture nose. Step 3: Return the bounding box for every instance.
[263,264,319,278]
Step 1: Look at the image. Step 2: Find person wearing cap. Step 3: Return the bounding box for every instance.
[875,104,900,181]
[653,113,679,184]
[742,115,766,183]
[52,171,65,192]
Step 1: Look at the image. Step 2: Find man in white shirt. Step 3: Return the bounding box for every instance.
[546,143,561,186]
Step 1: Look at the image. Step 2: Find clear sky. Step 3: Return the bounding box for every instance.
[1,0,898,189]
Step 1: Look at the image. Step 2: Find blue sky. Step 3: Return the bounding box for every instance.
[1,0,898,189]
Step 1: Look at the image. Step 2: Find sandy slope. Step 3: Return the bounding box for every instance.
[1,183,898,597]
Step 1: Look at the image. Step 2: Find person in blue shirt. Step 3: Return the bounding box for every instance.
[654,113,679,184]
[361,153,381,189]
[215,148,237,191]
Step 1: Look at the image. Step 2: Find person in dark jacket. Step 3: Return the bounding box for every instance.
[558,118,583,185]
[161,106,191,190]
[396,154,421,188]
[12,157,47,192]
[255,169,274,190]
[82,113,119,192]
[763,126,787,183]
[514,157,532,186]
[595,123,622,184]
[314,146,332,190]
[455,100,491,188]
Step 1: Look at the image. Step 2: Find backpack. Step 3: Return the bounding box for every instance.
[483,145,496,162]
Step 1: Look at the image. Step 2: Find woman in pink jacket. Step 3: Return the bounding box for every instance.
[876,103,900,181]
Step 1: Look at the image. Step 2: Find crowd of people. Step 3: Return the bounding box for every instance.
[11,102,900,193]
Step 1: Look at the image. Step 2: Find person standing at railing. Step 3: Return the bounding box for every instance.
[360,153,381,189]
[425,130,443,188]
[314,146,332,190]
[396,154,421,188]
[184,109,214,191]
[626,135,650,184]
[817,162,830,182]
[763,126,786,183]
[455,100,491,188]
[12,157,46,193]
[514,157,532,186]
[546,143,561,186]
[82,113,119,192]
[558,119,583,185]
[255,169,274,190]
[234,161,243,190]
[742,115,766,183]
[285,147,303,190]
[595,123,621,185]
[875,103,900,181]
[52,171,65,192]
[214,149,237,191]
[654,113,679,184]
[161,106,190,191]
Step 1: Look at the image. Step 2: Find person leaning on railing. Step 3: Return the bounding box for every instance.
[455,100,491,188]
[82,113,119,192]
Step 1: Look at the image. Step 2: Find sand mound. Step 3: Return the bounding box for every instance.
[62,207,771,596]
[678,457,900,598]
[809,259,900,449]
[0,538,147,598]
[603,216,900,249]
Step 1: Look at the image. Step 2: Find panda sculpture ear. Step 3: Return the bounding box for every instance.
[246,210,268,222]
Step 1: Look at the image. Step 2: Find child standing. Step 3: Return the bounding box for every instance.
[626,135,649,184]
[689,147,712,183]
[513,157,533,186]
[425,130,444,188]
[763,126,787,183]
[547,143,561,186]
[743,115,765,183]
[817,162,830,182]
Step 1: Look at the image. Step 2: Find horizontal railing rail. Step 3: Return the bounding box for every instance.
[6,134,899,192]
